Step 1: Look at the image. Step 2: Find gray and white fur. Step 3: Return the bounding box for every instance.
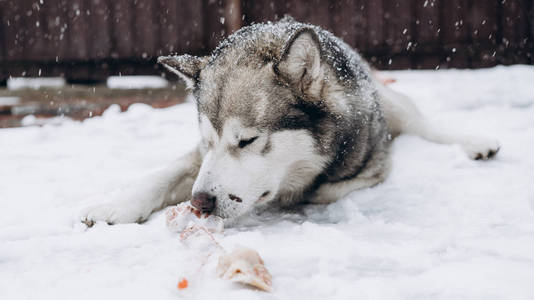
[81,17,500,225]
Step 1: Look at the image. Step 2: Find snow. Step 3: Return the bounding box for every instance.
[1,65,534,299]
[7,77,66,90]
[107,76,169,89]
[0,97,20,106]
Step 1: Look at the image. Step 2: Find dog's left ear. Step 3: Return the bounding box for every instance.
[274,28,323,98]
[158,55,209,89]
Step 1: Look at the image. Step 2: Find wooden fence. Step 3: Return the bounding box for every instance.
[0,0,533,83]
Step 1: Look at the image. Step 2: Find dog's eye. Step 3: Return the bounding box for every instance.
[238,136,258,148]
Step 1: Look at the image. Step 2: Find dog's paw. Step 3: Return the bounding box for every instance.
[461,137,501,160]
[80,203,146,227]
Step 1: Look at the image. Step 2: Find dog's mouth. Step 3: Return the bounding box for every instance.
[208,191,273,219]
[256,191,271,204]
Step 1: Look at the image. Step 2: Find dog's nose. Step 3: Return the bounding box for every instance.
[191,192,216,213]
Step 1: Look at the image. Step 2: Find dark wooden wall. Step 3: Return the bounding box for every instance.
[1,0,533,83]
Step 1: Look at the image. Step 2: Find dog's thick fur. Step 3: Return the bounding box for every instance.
[82,17,500,225]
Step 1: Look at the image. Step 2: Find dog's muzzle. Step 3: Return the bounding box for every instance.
[191,192,216,214]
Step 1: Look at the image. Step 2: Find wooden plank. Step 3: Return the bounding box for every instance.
[63,0,110,85]
[332,0,368,52]
[529,0,534,64]
[332,0,359,50]
[88,0,112,60]
[133,0,157,60]
[110,0,135,59]
[2,0,46,77]
[2,0,25,62]
[283,0,308,23]
[500,0,529,65]
[366,0,385,61]
[384,0,412,54]
[20,0,46,65]
[175,0,205,55]
[305,0,333,31]
[204,0,227,52]
[0,0,6,65]
[441,0,470,68]
[413,0,441,69]
[383,0,413,69]
[225,0,242,34]
[65,0,89,61]
[41,0,69,63]
[242,0,281,24]
[0,0,4,84]
[353,0,368,52]
[282,0,332,31]
[157,0,179,55]
[470,0,499,68]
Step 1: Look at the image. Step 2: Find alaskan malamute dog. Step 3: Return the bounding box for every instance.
[82,17,500,225]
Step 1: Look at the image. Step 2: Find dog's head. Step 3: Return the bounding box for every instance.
[159,27,344,220]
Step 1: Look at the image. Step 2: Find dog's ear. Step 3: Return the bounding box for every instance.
[158,55,209,89]
[274,28,323,98]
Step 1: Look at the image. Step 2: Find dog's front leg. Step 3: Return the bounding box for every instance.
[81,145,202,226]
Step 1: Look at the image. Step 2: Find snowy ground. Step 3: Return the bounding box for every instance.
[1,65,534,300]
[6,75,169,90]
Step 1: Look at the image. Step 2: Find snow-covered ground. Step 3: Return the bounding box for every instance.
[1,65,534,300]
[107,76,169,89]
[7,77,66,90]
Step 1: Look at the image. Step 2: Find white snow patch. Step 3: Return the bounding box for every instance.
[20,114,36,126]
[107,76,169,89]
[1,65,534,299]
[20,114,70,127]
[0,97,20,105]
[7,77,66,90]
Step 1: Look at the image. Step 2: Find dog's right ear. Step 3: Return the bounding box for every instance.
[274,28,323,99]
[158,55,209,89]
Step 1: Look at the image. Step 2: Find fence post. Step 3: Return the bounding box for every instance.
[225,0,242,34]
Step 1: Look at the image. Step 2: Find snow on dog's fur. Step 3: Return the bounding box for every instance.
[82,17,500,226]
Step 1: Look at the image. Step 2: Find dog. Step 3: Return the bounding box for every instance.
[81,17,500,225]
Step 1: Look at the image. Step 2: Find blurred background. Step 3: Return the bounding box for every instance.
[0,0,532,127]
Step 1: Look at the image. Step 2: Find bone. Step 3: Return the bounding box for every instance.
[166,202,272,292]
[165,201,224,235]
[217,247,272,292]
